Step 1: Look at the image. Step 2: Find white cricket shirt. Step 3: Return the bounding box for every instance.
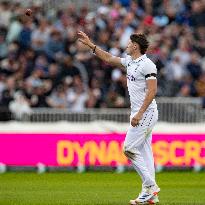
[121,54,157,114]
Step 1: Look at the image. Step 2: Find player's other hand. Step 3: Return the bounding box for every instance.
[77,31,94,48]
[131,112,143,127]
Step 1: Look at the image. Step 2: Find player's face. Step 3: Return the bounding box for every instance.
[126,40,139,55]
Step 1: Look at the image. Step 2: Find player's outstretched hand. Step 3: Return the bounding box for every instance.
[77,31,94,48]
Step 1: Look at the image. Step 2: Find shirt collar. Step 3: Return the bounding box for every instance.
[132,54,147,63]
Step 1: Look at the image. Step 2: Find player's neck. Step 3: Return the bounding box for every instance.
[131,52,143,61]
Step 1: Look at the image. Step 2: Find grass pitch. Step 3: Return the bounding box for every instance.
[0,171,205,205]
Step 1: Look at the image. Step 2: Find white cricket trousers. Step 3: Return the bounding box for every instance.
[123,108,158,187]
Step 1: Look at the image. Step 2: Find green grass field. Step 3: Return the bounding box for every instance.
[0,172,205,205]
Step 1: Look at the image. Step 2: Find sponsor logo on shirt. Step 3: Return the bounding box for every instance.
[127,74,136,81]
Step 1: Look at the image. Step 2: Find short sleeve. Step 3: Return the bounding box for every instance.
[142,61,157,80]
[120,57,127,67]
[120,55,131,68]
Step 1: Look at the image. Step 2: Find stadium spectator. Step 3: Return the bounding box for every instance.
[186,52,202,80]
[47,85,67,108]
[31,18,50,51]
[44,29,64,61]
[67,76,88,112]
[18,18,33,49]
[9,91,31,120]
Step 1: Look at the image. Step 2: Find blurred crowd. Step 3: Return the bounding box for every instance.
[0,0,205,119]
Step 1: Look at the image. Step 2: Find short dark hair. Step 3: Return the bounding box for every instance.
[130,33,149,54]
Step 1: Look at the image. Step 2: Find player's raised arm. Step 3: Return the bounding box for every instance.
[77,31,123,68]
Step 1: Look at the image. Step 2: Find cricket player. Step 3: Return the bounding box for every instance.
[78,31,160,205]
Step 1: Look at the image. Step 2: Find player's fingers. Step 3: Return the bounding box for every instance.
[78,30,84,34]
[79,32,89,40]
[77,31,84,37]
[77,33,84,38]
[131,120,135,127]
[131,122,136,127]
[132,118,139,127]
[78,31,87,38]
